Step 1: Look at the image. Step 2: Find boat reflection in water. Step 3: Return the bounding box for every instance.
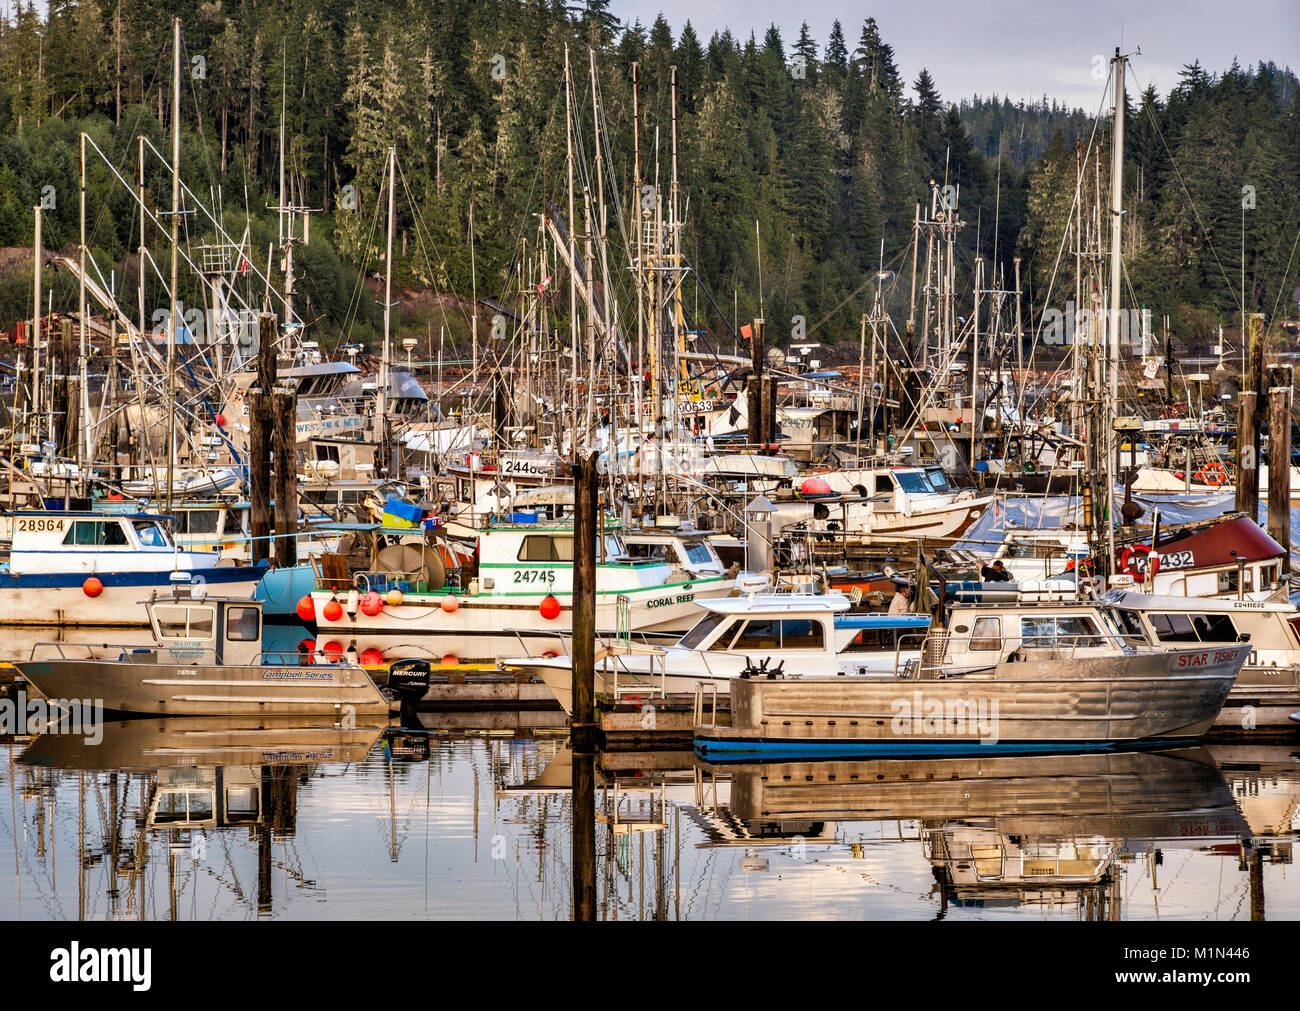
[689,749,1251,918]
[16,717,385,919]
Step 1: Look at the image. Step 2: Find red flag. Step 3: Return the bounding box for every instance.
[740,323,752,340]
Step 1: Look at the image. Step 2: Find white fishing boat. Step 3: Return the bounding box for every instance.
[303,518,735,663]
[507,591,932,714]
[0,510,267,626]
[693,595,1250,758]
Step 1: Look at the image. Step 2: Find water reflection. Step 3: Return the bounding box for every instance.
[3,716,1300,920]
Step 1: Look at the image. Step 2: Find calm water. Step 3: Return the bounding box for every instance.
[2,710,1298,920]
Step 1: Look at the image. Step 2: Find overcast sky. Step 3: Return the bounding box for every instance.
[614,0,1300,109]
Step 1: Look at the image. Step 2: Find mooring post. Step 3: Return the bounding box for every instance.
[1236,314,1266,515]
[1268,365,1292,553]
[272,386,298,568]
[571,447,598,921]
[748,318,764,447]
[250,313,276,565]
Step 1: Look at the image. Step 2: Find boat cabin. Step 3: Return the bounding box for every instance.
[4,511,203,574]
[143,591,264,666]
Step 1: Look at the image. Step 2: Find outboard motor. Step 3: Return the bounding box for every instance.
[385,658,432,725]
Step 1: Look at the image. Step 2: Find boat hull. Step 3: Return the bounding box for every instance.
[15,657,393,717]
[695,646,1246,758]
[310,576,732,662]
[0,565,265,627]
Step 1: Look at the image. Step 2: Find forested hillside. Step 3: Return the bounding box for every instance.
[0,1,1296,354]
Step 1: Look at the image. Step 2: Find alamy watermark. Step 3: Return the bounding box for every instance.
[0,690,103,745]
[890,691,1000,744]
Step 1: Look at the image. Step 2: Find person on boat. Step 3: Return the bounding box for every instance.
[888,585,913,614]
[980,560,1013,582]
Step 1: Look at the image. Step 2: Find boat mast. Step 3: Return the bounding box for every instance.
[165,16,181,514]
[1105,47,1128,575]
[377,146,395,446]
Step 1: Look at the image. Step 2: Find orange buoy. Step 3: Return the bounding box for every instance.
[539,594,562,620]
[83,577,104,598]
[441,653,458,665]
[360,591,384,616]
[321,640,344,661]
[441,595,459,613]
[297,638,316,663]
[322,599,343,622]
[385,589,403,606]
[360,647,385,665]
[296,595,315,621]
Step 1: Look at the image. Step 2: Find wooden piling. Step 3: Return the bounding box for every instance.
[571,449,597,748]
[1268,365,1292,552]
[570,448,598,921]
[250,313,276,565]
[1236,390,1258,515]
[272,386,298,568]
[748,318,768,446]
[1236,314,1266,514]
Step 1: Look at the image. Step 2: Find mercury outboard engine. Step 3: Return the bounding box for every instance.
[385,658,432,725]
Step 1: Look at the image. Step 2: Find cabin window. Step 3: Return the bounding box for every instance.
[706,620,745,651]
[627,542,671,562]
[684,541,714,565]
[778,619,824,650]
[226,606,261,642]
[970,617,1002,651]
[1216,568,1253,593]
[315,444,341,462]
[1147,613,1197,642]
[1149,612,1238,643]
[133,521,167,547]
[1261,563,1279,587]
[187,510,220,535]
[154,790,214,825]
[518,535,574,562]
[1019,615,1103,648]
[680,611,728,649]
[1112,609,1146,641]
[225,787,259,820]
[894,471,931,494]
[730,619,781,651]
[874,475,894,495]
[155,605,215,639]
[62,521,128,546]
[924,468,953,493]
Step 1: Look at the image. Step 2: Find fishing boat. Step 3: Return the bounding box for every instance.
[507,590,931,714]
[0,509,267,626]
[15,589,413,716]
[304,517,735,663]
[1104,587,1300,729]
[693,595,1250,758]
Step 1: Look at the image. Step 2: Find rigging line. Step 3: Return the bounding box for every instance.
[1264,223,1300,329]
[338,170,386,342]
[394,156,473,338]
[1127,66,1245,320]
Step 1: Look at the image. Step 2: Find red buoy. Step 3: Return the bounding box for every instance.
[360,647,385,666]
[359,591,384,616]
[322,599,343,622]
[441,595,459,613]
[296,595,315,622]
[539,594,562,620]
[297,638,316,663]
[215,413,227,427]
[321,640,344,661]
[441,653,459,666]
[83,577,104,598]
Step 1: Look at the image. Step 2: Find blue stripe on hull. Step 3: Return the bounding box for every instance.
[692,737,1198,761]
[0,565,267,589]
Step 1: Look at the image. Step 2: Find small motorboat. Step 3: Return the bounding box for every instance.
[16,588,429,717]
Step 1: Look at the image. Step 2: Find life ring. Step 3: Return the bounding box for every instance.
[1119,543,1160,583]
[1195,462,1228,487]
